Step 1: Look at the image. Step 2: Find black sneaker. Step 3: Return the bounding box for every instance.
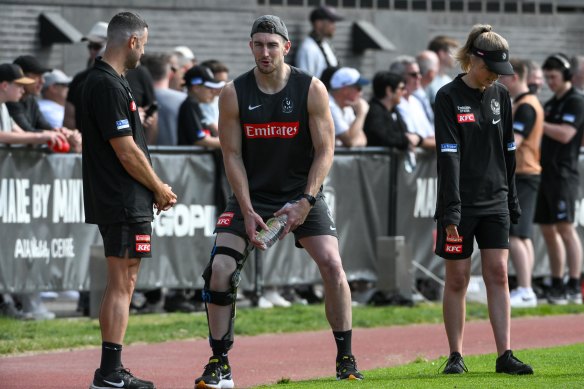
[90,367,155,389]
[194,356,234,389]
[566,286,583,304]
[547,286,568,305]
[441,352,468,374]
[496,350,533,375]
[336,354,364,380]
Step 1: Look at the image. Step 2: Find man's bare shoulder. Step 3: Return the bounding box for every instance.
[307,77,330,111]
[219,81,239,114]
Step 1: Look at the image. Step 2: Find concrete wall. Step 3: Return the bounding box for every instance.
[0,0,582,94]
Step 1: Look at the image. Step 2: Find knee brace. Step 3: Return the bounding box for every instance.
[201,245,249,305]
[201,241,253,343]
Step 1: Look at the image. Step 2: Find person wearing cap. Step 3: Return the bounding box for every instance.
[82,21,108,68]
[81,12,176,389]
[0,63,67,147]
[534,53,584,306]
[327,67,369,147]
[6,55,52,132]
[38,69,72,128]
[434,24,532,376]
[177,65,223,148]
[169,45,197,92]
[6,55,81,152]
[193,14,363,389]
[198,59,230,135]
[295,5,343,79]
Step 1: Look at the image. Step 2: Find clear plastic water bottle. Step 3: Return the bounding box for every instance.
[404,150,417,173]
[255,214,288,250]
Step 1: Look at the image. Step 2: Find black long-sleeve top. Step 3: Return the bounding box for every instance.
[434,74,520,226]
[363,98,410,150]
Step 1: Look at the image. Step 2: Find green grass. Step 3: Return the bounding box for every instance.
[1,302,583,356]
[254,344,584,388]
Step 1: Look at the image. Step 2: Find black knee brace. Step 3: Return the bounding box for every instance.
[201,241,253,344]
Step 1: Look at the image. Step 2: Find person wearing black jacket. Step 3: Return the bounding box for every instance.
[434,24,533,376]
[364,71,422,150]
[535,53,584,305]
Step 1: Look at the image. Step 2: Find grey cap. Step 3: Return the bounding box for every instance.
[250,15,289,41]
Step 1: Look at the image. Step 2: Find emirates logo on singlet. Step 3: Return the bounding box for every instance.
[244,122,299,139]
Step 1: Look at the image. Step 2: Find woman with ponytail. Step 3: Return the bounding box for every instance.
[433,24,533,375]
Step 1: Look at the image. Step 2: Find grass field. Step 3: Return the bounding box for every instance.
[1,302,584,356]
[254,343,584,388]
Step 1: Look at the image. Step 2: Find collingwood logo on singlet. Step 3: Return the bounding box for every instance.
[281,97,293,113]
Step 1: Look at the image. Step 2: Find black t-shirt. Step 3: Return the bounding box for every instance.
[512,92,537,140]
[233,66,313,205]
[81,58,153,225]
[6,94,52,132]
[126,65,155,108]
[364,98,410,150]
[434,75,519,226]
[67,68,91,131]
[177,96,208,145]
[541,87,584,182]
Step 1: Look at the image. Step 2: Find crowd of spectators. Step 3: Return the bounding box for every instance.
[2,6,584,319]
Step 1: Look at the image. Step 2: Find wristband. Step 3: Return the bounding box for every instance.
[299,193,316,206]
[416,135,424,147]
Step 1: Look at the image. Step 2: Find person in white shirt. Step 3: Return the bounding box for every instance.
[390,56,435,150]
[38,69,72,128]
[327,67,369,147]
[295,6,343,79]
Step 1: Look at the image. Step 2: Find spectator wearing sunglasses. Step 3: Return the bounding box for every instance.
[390,56,436,150]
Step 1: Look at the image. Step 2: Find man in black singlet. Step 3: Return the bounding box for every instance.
[193,15,363,389]
[82,12,177,389]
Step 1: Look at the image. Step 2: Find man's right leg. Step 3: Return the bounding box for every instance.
[91,255,155,389]
[195,232,249,389]
[540,224,568,304]
[508,237,537,307]
[556,222,583,304]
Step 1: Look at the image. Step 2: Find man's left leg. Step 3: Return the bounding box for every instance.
[300,235,363,380]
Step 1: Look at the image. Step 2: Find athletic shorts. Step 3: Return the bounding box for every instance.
[98,222,153,258]
[435,213,510,260]
[214,192,337,248]
[533,177,577,224]
[510,174,540,239]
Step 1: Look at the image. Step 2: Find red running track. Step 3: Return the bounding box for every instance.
[0,314,583,388]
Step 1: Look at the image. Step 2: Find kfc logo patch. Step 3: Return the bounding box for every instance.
[457,113,475,123]
[445,244,463,253]
[217,212,234,227]
[136,243,151,253]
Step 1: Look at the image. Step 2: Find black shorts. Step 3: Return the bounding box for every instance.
[435,213,510,260]
[215,192,337,248]
[534,177,577,224]
[98,222,153,258]
[510,174,540,239]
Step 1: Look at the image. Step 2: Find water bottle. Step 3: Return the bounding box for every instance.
[255,214,288,250]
